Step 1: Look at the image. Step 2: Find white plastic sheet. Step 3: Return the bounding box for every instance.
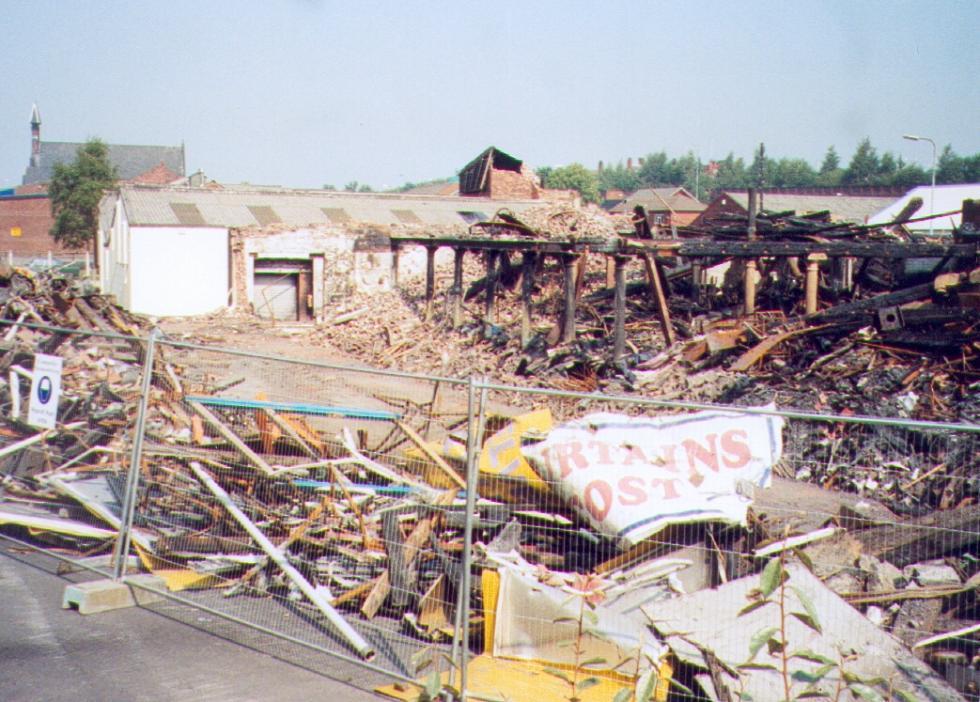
[524,409,784,545]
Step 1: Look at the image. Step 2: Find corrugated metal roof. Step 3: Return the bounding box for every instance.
[724,191,896,224]
[120,186,541,229]
[866,183,980,232]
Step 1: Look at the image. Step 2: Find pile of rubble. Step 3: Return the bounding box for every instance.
[0,264,978,699]
[463,201,634,241]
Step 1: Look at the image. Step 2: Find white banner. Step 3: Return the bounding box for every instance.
[27,353,63,430]
[523,409,784,546]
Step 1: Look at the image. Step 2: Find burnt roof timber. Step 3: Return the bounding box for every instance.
[390,235,978,260]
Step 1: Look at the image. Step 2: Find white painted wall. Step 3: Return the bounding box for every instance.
[129,225,229,316]
[241,228,396,297]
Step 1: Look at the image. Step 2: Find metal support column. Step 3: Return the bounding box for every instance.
[112,327,160,580]
[520,251,536,348]
[744,187,758,315]
[451,248,464,328]
[483,251,497,332]
[613,255,627,361]
[562,254,578,343]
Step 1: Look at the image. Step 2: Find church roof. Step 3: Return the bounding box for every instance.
[23,141,185,185]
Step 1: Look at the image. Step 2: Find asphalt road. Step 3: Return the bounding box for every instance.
[0,543,388,702]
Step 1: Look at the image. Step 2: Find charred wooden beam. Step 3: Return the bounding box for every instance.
[424,245,436,319]
[676,240,977,259]
[810,282,934,321]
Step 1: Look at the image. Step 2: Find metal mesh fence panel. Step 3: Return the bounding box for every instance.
[455,381,980,702]
[125,337,472,686]
[0,321,148,580]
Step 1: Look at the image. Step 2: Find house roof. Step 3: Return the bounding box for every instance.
[721,191,895,224]
[866,183,980,233]
[609,187,706,214]
[117,185,541,230]
[23,142,185,185]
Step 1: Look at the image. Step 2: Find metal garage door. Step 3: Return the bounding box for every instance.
[254,273,298,320]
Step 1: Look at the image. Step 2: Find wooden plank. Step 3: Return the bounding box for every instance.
[641,254,676,346]
[188,400,276,477]
[361,489,457,620]
[854,503,980,568]
[188,461,374,659]
[395,420,466,489]
[729,324,830,372]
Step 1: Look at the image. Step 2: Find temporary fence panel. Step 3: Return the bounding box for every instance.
[452,381,978,702]
[119,337,472,686]
[0,320,150,581]
[2,320,978,701]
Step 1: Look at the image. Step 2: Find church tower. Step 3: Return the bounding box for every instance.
[30,104,41,168]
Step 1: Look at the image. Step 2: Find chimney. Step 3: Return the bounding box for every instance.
[597,160,604,173]
[627,158,633,172]
[638,157,645,167]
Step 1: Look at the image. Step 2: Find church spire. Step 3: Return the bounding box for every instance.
[30,104,41,168]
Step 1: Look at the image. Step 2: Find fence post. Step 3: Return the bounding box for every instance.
[450,376,488,700]
[111,327,160,580]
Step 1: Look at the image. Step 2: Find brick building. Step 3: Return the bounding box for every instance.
[608,186,706,229]
[0,105,188,257]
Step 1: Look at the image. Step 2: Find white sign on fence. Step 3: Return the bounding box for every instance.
[523,409,785,546]
[27,353,63,430]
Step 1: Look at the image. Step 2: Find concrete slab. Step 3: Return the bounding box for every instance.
[62,574,166,614]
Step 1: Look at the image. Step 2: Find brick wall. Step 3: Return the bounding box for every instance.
[690,195,746,228]
[488,168,539,199]
[0,194,77,256]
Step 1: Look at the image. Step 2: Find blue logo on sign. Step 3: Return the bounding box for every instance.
[37,376,53,404]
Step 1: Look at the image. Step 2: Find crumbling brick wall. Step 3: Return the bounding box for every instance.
[488,166,541,200]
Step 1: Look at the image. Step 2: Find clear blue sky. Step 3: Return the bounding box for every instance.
[2,0,977,190]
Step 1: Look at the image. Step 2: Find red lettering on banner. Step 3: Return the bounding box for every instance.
[588,440,614,465]
[650,477,683,500]
[683,434,719,473]
[617,476,647,506]
[721,429,751,468]
[554,442,588,478]
[653,444,680,473]
[583,480,612,521]
[622,444,648,466]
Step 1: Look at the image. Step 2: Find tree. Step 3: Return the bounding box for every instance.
[937,145,966,184]
[890,159,928,188]
[842,138,880,185]
[597,162,641,194]
[540,163,600,203]
[817,146,843,187]
[49,139,117,251]
[636,152,672,187]
[713,153,748,191]
[772,158,817,187]
[819,146,840,174]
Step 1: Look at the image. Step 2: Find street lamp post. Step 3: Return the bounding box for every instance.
[903,134,937,237]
